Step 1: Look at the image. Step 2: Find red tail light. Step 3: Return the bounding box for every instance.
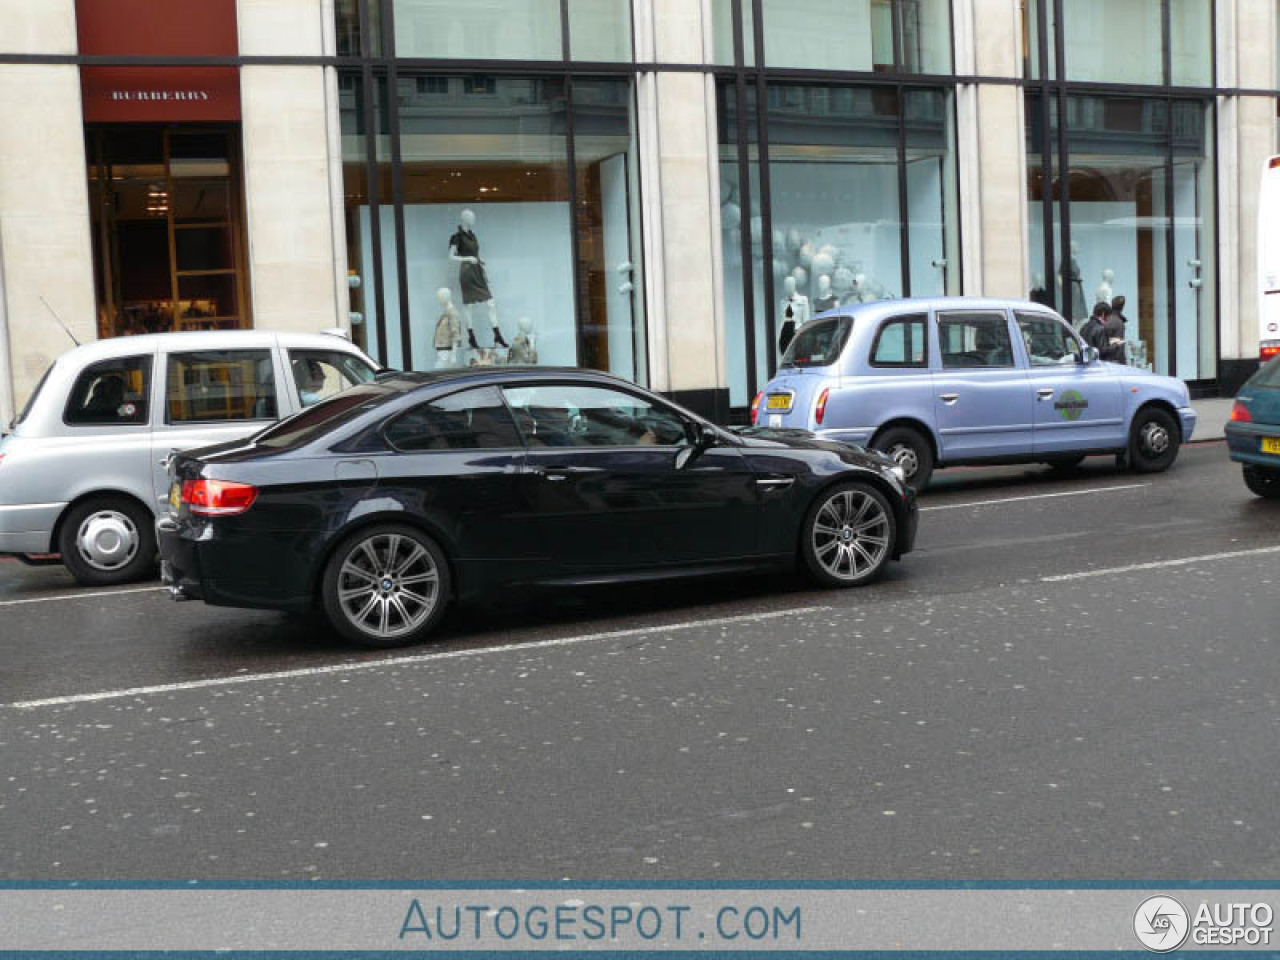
[181,478,258,516]
[750,392,763,425]
[1230,401,1253,423]
[1262,342,1280,361]
[815,387,830,425]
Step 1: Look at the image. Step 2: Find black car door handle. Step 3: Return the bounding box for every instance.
[525,465,595,481]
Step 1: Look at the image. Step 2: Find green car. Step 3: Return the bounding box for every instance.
[1226,355,1280,498]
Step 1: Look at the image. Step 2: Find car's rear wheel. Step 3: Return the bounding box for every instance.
[800,482,897,588]
[872,426,934,491]
[1127,406,1180,473]
[1243,464,1280,499]
[321,524,450,648]
[57,496,157,586]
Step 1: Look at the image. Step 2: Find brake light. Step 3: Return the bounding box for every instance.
[181,478,259,516]
[751,392,763,425]
[1262,342,1280,361]
[1230,401,1253,423]
[815,387,830,425]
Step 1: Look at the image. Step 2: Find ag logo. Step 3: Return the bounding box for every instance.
[1053,389,1089,422]
[1134,896,1190,952]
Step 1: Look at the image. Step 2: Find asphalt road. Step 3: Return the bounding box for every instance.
[1,441,1278,880]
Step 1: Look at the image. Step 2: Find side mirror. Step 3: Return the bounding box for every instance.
[1077,345,1099,365]
[696,423,719,450]
[676,423,719,470]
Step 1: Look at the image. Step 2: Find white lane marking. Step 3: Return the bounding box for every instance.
[1041,545,1280,582]
[921,483,1150,513]
[6,605,834,710]
[0,585,166,608]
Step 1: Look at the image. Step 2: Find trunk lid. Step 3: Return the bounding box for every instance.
[757,366,836,430]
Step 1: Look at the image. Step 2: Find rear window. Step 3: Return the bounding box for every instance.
[1253,356,1280,388]
[64,355,152,426]
[781,316,853,368]
[254,383,392,450]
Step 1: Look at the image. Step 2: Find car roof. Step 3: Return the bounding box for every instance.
[816,296,1064,322]
[372,366,644,393]
[53,330,370,365]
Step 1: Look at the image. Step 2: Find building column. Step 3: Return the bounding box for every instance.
[238,0,342,334]
[0,0,96,415]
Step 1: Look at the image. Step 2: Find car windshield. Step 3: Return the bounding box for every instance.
[1253,355,1280,388]
[254,383,393,450]
[781,316,853,368]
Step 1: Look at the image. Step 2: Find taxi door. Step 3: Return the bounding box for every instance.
[1013,310,1126,455]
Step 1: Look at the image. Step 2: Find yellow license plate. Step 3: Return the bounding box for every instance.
[766,394,792,411]
[169,481,181,512]
[1262,437,1280,455]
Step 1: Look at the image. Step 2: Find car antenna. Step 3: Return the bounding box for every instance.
[39,296,80,347]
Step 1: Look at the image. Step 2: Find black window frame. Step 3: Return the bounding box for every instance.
[382,385,526,453]
[62,355,154,428]
[868,312,930,368]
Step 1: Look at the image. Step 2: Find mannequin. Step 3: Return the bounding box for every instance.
[813,274,839,313]
[433,286,462,369]
[790,266,809,290]
[778,275,809,354]
[1057,241,1086,321]
[507,316,538,365]
[449,208,508,350]
[811,249,835,281]
[832,265,856,303]
[1029,271,1051,306]
[1095,268,1115,306]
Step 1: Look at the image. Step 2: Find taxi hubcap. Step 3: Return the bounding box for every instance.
[76,510,139,571]
[1141,422,1170,456]
[887,443,919,478]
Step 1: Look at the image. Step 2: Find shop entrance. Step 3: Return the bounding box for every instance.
[87,126,250,339]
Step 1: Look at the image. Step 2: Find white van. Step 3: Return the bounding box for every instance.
[0,331,378,585]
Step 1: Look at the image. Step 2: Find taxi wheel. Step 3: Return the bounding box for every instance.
[1243,465,1280,499]
[321,524,451,648]
[800,482,897,589]
[872,426,934,491]
[57,496,158,587]
[1127,406,1180,474]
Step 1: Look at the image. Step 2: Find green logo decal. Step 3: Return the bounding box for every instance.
[1054,389,1088,422]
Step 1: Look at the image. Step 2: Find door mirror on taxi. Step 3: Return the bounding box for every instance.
[1077,345,1099,365]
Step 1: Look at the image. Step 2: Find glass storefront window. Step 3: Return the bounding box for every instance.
[904,88,960,296]
[393,0,562,60]
[567,0,632,61]
[342,73,646,379]
[1170,0,1213,86]
[335,0,382,56]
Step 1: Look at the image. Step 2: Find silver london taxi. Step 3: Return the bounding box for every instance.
[0,330,378,585]
[752,297,1197,490]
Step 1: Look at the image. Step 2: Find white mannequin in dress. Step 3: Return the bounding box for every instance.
[780,274,810,327]
[433,286,462,369]
[1095,268,1115,307]
[813,274,838,313]
[449,208,507,350]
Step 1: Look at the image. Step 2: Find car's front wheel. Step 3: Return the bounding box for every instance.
[872,426,934,491]
[1127,406,1180,473]
[321,524,450,648]
[800,482,897,588]
[57,496,157,586]
[1243,464,1280,499]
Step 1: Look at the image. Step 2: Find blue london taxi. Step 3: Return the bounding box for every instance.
[1225,354,1280,498]
[752,297,1197,490]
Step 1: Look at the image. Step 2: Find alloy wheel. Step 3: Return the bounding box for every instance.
[810,488,890,582]
[336,533,440,640]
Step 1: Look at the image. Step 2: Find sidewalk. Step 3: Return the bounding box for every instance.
[1192,397,1232,441]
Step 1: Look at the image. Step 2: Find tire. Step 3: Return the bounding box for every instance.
[871,426,934,491]
[1045,454,1086,471]
[57,496,158,586]
[321,524,451,649]
[800,482,897,588]
[1127,406,1180,474]
[1243,464,1280,499]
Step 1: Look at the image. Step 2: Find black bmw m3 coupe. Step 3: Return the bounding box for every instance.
[159,368,917,648]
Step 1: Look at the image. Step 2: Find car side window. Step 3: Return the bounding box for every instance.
[288,349,377,408]
[64,355,152,426]
[502,384,690,448]
[937,312,1015,369]
[1015,311,1079,365]
[167,350,278,424]
[870,314,928,367]
[384,386,523,451]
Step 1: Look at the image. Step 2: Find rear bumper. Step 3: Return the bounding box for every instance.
[1178,406,1198,443]
[156,517,203,601]
[0,502,65,554]
[1225,422,1280,468]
